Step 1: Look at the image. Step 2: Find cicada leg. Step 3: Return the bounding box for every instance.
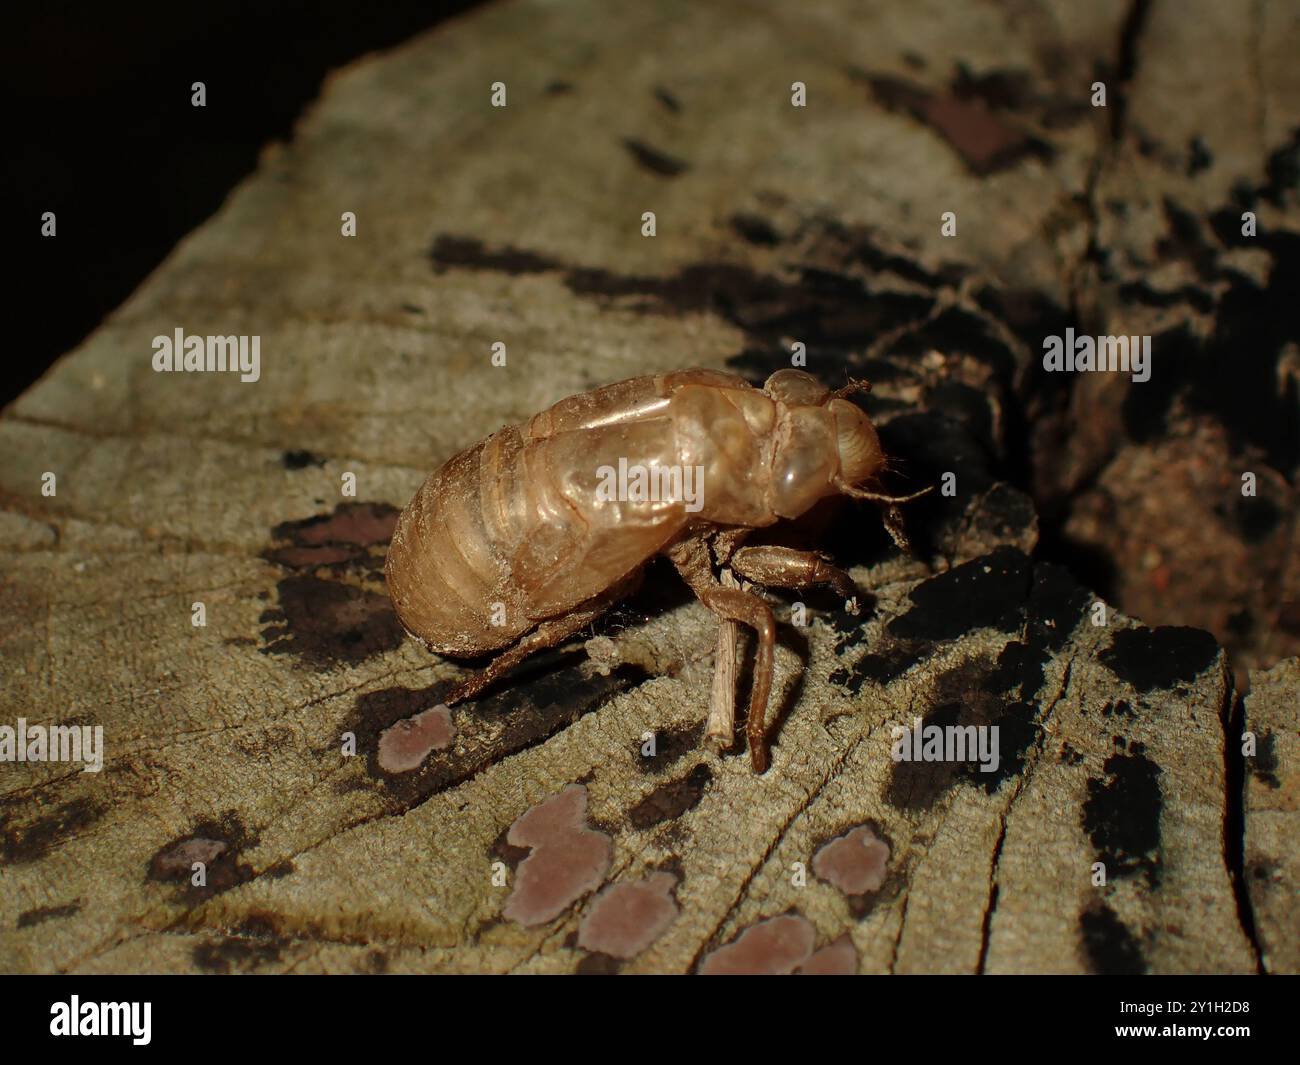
[728,545,858,600]
[443,601,610,706]
[666,537,777,773]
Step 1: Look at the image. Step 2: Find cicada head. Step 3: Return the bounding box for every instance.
[762,370,886,517]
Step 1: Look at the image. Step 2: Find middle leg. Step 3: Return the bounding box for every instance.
[666,537,777,772]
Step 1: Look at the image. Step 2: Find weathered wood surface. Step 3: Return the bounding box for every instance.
[1244,659,1300,974]
[2,0,1296,973]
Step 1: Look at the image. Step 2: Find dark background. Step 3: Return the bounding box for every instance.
[5,0,481,409]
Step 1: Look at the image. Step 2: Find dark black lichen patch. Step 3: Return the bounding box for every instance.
[1280,600,1300,637]
[897,383,996,474]
[636,721,706,775]
[192,933,284,974]
[1083,748,1163,888]
[1187,136,1213,176]
[1233,494,1283,544]
[281,449,325,470]
[925,379,997,441]
[884,654,1039,808]
[986,639,1045,703]
[347,653,650,814]
[1251,730,1280,788]
[431,225,949,374]
[1118,279,1215,314]
[961,482,1037,547]
[147,813,259,903]
[851,229,968,290]
[1026,562,1091,652]
[979,699,1037,794]
[832,559,1083,698]
[263,858,295,879]
[1119,325,1197,444]
[260,503,404,668]
[731,213,781,246]
[830,639,932,692]
[1156,198,1219,280]
[1098,626,1220,692]
[16,900,82,928]
[820,594,878,641]
[0,796,107,865]
[653,85,681,112]
[882,561,1089,805]
[1131,162,1300,476]
[628,764,712,829]
[489,822,532,871]
[1079,903,1147,975]
[894,306,1021,378]
[888,547,1032,641]
[885,703,964,810]
[430,234,558,275]
[260,576,404,667]
[621,138,688,177]
[1249,859,1278,887]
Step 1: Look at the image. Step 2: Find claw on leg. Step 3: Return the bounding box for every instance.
[881,504,911,554]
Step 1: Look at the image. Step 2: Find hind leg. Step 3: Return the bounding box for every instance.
[443,600,612,705]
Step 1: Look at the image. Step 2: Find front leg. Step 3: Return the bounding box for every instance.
[729,545,858,601]
[666,537,776,773]
[709,526,751,567]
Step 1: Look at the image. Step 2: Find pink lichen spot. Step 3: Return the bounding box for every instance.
[577,871,678,958]
[812,826,890,895]
[797,934,858,975]
[376,704,456,773]
[699,914,816,975]
[503,784,612,927]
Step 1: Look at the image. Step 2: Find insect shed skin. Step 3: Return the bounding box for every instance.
[384,367,928,773]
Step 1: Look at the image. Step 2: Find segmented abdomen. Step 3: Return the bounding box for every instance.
[386,368,762,657]
[386,431,531,655]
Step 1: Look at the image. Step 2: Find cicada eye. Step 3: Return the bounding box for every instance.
[763,369,830,407]
[771,411,836,518]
